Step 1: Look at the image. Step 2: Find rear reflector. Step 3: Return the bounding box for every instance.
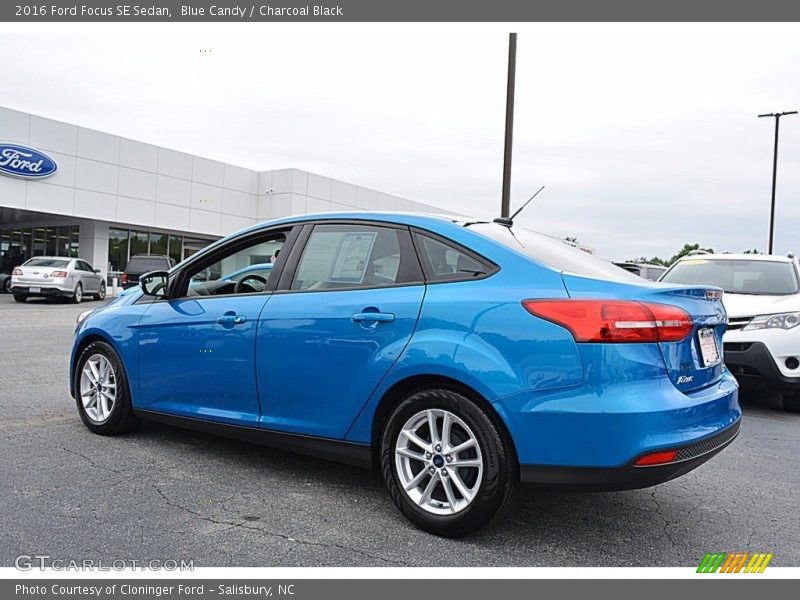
[522,299,693,343]
[633,449,678,466]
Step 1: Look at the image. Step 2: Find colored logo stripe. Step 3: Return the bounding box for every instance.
[697,552,773,573]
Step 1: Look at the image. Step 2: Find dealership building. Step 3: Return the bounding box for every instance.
[0,106,447,283]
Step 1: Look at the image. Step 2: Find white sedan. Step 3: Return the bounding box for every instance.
[10,256,106,303]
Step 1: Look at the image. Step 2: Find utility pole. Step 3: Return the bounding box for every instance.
[758,111,797,254]
[501,33,517,218]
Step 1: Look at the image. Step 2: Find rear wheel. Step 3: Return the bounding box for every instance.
[3,278,10,294]
[380,388,518,537]
[72,283,83,304]
[13,294,26,303]
[74,340,140,435]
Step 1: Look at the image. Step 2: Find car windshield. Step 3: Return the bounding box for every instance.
[468,223,641,282]
[661,258,799,295]
[25,258,69,268]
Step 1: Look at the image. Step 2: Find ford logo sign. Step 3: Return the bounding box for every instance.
[0,143,58,179]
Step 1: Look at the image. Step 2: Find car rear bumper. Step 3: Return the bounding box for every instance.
[723,341,800,391]
[495,369,740,475]
[9,284,74,297]
[520,418,740,489]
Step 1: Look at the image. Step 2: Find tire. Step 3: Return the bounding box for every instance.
[782,391,800,413]
[380,388,519,537]
[72,283,83,304]
[96,281,106,301]
[74,340,141,435]
[2,279,10,294]
[13,294,26,303]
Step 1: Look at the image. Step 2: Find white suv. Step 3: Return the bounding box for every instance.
[660,252,800,412]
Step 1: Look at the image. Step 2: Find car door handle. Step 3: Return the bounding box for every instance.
[352,312,395,323]
[216,314,247,325]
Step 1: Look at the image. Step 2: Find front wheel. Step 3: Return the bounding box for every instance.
[74,340,140,435]
[96,281,106,300]
[380,388,518,537]
[72,283,83,304]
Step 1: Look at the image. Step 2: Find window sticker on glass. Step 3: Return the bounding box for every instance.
[295,230,378,286]
[330,232,377,283]
[295,232,342,284]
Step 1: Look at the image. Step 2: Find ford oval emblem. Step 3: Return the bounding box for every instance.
[0,142,58,179]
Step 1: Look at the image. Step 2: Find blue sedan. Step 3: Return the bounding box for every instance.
[70,213,741,536]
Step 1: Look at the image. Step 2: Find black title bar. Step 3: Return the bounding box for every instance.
[4,0,800,22]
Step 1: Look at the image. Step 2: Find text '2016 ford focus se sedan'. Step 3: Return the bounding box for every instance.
[70,213,741,536]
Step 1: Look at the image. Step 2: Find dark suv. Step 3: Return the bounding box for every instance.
[122,254,176,289]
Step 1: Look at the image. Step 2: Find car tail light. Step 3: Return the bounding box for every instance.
[12,268,22,276]
[121,273,128,284]
[522,300,693,343]
[50,271,68,278]
[633,449,678,466]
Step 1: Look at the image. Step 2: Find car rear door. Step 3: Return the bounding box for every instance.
[256,222,425,439]
[76,260,99,293]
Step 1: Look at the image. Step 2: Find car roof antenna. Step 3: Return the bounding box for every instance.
[494,186,545,227]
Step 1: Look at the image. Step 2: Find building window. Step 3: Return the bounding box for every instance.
[149,232,167,256]
[45,226,57,256]
[168,235,183,264]
[130,231,148,256]
[108,228,130,274]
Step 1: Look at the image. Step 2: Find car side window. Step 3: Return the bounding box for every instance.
[76,260,91,272]
[291,224,409,291]
[414,233,493,282]
[180,230,288,298]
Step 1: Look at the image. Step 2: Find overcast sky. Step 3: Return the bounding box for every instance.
[1,23,799,260]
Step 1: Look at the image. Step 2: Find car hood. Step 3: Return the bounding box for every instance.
[722,293,799,318]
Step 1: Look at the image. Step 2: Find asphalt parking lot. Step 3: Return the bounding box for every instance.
[0,294,798,567]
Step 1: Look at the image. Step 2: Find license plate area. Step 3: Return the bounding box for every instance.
[698,327,720,366]
[29,286,41,293]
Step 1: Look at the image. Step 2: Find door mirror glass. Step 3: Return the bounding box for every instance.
[140,270,169,297]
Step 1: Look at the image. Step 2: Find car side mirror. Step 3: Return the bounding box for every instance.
[140,270,169,298]
[94,268,101,274]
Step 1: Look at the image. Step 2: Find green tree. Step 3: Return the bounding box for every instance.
[627,243,714,267]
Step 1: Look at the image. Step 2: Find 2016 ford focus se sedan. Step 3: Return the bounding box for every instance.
[70,213,741,536]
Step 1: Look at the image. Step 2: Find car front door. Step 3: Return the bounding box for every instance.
[135,227,294,426]
[256,222,425,439]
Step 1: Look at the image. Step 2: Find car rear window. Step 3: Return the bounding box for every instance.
[125,257,171,273]
[25,258,70,268]
[468,223,641,281]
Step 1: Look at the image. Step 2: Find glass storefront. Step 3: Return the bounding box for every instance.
[105,228,213,283]
[0,222,213,279]
[0,225,79,274]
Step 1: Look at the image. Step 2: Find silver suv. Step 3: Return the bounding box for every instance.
[10,256,105,303]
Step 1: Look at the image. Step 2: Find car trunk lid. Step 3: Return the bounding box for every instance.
[561,273,727,393]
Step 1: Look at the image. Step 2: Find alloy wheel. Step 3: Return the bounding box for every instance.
[394,408,484,515]
[79,353,117,423]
